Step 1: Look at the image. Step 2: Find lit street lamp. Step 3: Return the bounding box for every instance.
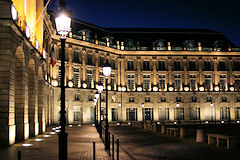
[103,60,111,150]
[95,91,100,130]
[97,83,103,138]
[55,1,71,160]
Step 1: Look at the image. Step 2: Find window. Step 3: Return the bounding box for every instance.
[173,61,181,70]
[161,97,166,102]
[158,108,169,120]
[145,96,150,102]
[143,61,150,70]
[203,61,212,71]
[220,107,230,120]
[75,94,80,101]
[189,75,197,91]
[86,70,93,88]
[129,96,135,102]
[222,96,227,102]
[143,75,151,90]
[190,107,200,120]
[73,52,79,63]
[158,61,166,70]
[189,61,197,70]
[176,97,182,102]
[204,75,212,90]
[127,75,135,89]
[110,74,115,89]
[127,61,134,70]
[218,61,226,71]
[174,75,181,90]
[234,75,240,90]
[219,75,227,91]
[159,75,166,90]
[235,107,240,119]
[88,95,93,101]
[111,108,118,121]
[174,108,184,120]
[74,112,80,121]
[99,57,104,67]
[207,96,212,102]
[233,62,240,71]
[87,54,92,65]
[143,108,153,121]
[191,97,197,102]
[237,96,240,102]
[111,60,115,69]
[126,108,137,121]
[73,68,79,87]
[99,72,104,86]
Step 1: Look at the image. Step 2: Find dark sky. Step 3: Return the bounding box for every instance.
[48,0,240,47]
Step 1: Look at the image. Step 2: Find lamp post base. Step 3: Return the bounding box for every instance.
[58,132,68,160]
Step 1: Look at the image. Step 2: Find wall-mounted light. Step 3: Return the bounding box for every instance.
[210,103,213,107]
[82,83,87,88]
[142,103,144,108]
[168,86,174,92]
[214,86,220,92]
[153,86,158,92]
[118,102,121,107]
[176,103,180,107]
[68,81,73,87]
[199,86,204,92]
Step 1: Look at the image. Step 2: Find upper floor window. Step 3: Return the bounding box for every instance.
[73,52,79,63]
[161,97,166,102]
[159,75,166,90]
[87,54,92,65]
[111,60,116,69]
[127,61,134,70]
[203,61,212,71]
[234,75,240,90]
[143,61,150,70]
[218,61,227,71]
[174,75,182,90]
[206,96,212,102]
[129,96,135,102]
[176,97,182,102]
[143,75,151,90]
[99,57,104,67]
[189,61,197,70]
[204,75,212,90]
[191,96,197,102]
[189,75,197,91]
[73,68,80,87]
[75,94,80,101]
[127,75,135,89]
[222,96,227,102]
[158,61,166,70]
[173,61,181,70]
[219,75,227,91]
[145,96,151,102]
[233,62,240,71]
[111,74,115,89]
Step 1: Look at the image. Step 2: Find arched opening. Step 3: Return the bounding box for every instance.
[28,58,38,137]
[15,45,28,141]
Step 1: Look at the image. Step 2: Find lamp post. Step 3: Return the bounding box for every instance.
[103,60,111,150]
[55,1,71,160]
[98,83,103,138]
[95,91,100,130]
[94,98,98,126]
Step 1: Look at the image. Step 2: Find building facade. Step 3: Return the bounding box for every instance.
[1,0,240,146]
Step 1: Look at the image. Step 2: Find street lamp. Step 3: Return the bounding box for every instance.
[103,60,111,150]
[55,1,71,160]
[97,83,103,138]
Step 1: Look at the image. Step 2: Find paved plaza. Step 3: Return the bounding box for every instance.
[1,125,240,160]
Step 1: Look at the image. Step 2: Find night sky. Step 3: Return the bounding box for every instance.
[47,0,240,47]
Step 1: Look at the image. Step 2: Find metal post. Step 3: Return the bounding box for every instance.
[109,132,111,155]
[93,141,96,160]
[59,38,68,160]
[112,134,115,160]
[94,102,96,127]
[18,150,21,160]
[96,100,98,129]
[105,77,109,150]
[117,137,119,160]
[100,92,102,138]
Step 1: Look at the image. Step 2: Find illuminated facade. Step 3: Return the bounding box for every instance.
[1,0,240,146]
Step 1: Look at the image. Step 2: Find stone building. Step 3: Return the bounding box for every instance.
[1,0,240,146]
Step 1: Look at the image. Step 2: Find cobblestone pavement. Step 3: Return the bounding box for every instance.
[0,125,110,160]
[109,126,240,160]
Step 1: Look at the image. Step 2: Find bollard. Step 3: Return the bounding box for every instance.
[112,134,115,160]
[18,150,21,160]
[93,141,96,160]
[117,137,119,160]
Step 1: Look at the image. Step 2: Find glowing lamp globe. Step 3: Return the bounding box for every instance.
[97,83,103,92]
[103,61,111,77]
[118,102,121,107]
[95,92,100,99]
[55,14,71,37]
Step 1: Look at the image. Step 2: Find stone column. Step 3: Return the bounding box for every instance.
[68,47,73,82]
[229,59,233,86]
[121,58,125,87]
[95,54,99,84]
[38,79,45,134]
[117,59,121,88]
[82,51,86,82]
[199,59,203,85]
[183,59,188,86]
[137,59,142,87]
[168,59,173,85]
[153,60,157,86]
